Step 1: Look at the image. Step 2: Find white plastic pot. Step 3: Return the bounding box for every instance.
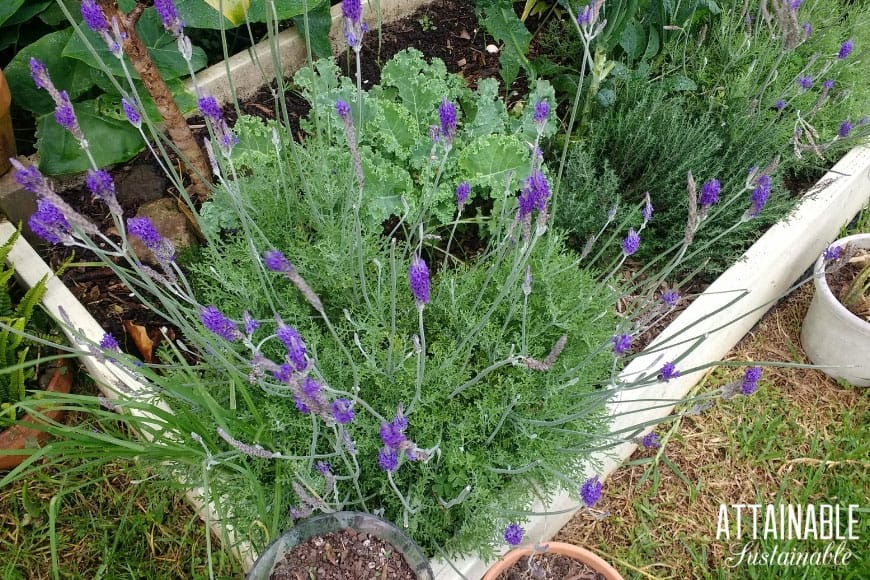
[801,233,870,387]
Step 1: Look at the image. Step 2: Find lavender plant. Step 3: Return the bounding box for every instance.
[1,0,778,570]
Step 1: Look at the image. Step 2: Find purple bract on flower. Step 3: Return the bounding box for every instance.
[100,332,120,351]
[81,0,108,33]
[802,22,812,37]
[774,99,786,111]
[154,0,184,37]
[456,181,471,207]
[277,325,308,371]
[121,98,142,128]
[533,100,550,126]
[127,216,163,249]
[29,200,71,244]
[749,174,771,218]
[823,245,842,261]
[331,399,355,424]
[838,120,853,139]
[789,0,802,10]
[200,306,239,342]
[294,394,311,414]
[504,523,524,546]
[29,58,50,91]
[54,91,80,136]
[580,475,602,507]
[518,171,551,219]
[409,255,430,305]
[659,362,680,382]
[342,0,362,23]
[86,169,115,200]
[438,99,457,142]
[838,39,854,59]
[577,4,593,26]
[263,249,294,274]
[741,366,762,395]
[612,334,631,355]
[335,99,351,120]
[302,377,321,399]
[699,178,720,207]
[379,420,407,449]
[797,75,813,90]
[641,432,661,449]
[198,95,222,121]
[273,363,293,384]
[621,228,640,256]
[378,448,399,472]
[823,79,835,90]
[242,311,259,335]
[316,461,331,475]
[661,289,680,307]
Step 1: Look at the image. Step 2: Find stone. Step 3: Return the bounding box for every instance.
[116,163,167,209]
[126,198,197,264]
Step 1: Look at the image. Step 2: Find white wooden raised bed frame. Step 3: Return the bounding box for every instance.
[3,0,870,576]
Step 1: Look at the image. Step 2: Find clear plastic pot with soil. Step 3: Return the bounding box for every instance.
[246,511,434,580]
[801,232,870,387]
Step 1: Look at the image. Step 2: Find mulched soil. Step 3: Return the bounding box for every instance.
[825,247,869,321]
[268,528,417,580]
[495,552,605,579]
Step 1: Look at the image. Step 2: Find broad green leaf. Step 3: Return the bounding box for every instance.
[478,2,532,89]
[203,0,251,25]
[373,100,417,158]
[292,0,331,60]
[36,100,144,175]
[64,10,207,80]
[90,71,199,119]
[361,149,415,226]
[37,1,79,26]
[380,49,464,129]
[4,29,96,116]
[0,0,25,28]
[5,1,51,27]
[619,20,645,61]
[468,78,506,138]
[643,26,660,61]
[173,0,235,29]
[665,74,698,92]
[458,134,530,193]
[0,25,19,53]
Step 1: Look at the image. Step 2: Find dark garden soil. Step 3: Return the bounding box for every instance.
[495,552,605,579]
[268,528,417,580]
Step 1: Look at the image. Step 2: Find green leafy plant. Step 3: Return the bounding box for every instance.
[0,225,48,427]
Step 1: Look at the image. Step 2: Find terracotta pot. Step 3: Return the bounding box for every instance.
[483,541,623,580]
[0,359,74,470]
[0,67,14,176]
[800,233,870,387]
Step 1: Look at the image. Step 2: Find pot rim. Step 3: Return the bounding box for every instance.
[482,541,624,580]
[812,233,870,332]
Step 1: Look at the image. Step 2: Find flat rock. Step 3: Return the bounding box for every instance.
[126,198,196,264]
[116,163,167,208]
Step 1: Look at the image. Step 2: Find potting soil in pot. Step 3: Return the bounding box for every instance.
[495,552,604,580]
[268,528,417,579]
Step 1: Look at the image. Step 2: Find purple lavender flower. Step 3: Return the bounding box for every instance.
[85,170,114,200]
[517,171,551,219]
[741,366,762,395]
[641,432,661,449]
[823,79,835,90]
[797,75,813,90]
[661,290,680,307]
[198,96,222,121]
[335,99,351,120]
[316,461,331,475]
[533,100,550,126]
[379,420,407,449]
[838,39,854,59]
[789,0,802,10]
[659,362,680,382]
[580,476,602,507]
[612,334,631,355]
[409,255,430,305]
[121,98,142,128]
[577,3,593,26]
[504,523,524,546]
[243,311,259,335]
[774,99,786,111]
[378,448,399,472]
[621,228,640,256]
[438,99,457,143]
[342,0,362,23]
[100,333,120,351]
[642,192,653,222]
[29,200,71,244]
[81,0,108,33]
[302,377,321,399]
[54,91,81,137]
[331,399,355,424]
[263,250,294,274]
[699,178,720,207]
[823,245,842,261]
[277,325,307,370]
[749,174,771,217]
[154,0,184,37]
[294,395,311,414]
[200,306,239,341]
[802,22,812,37]
[127,216,163,249]
[14,164,47,195]
[29,58,50,91]
[838,120,853,139]
[273,363,293,384]
[456,181,470,207]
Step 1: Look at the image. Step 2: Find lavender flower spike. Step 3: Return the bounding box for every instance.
[659,362,680,382]
[200,306,240,342]
[122,98,142,128]
[342,0,365,49]
[263,249,295,274]
[741,366,762,395]
[642,192,653,223]
[29,199,72,245]
[699,178,720,207]
[580,475,602,507]
[409,254,431,305]
[504,523,524,546]
[621,228,640,256]
[127,216,176,264]
[456,181,470,208]
[438,99,457,145]
[838,120,853,139]
[748,174,771,218]
[331,399,355,424]
[612,334,631,355]
[797,75,813,90]
[378,448,399,472]
[838,39,854,59]
[533,100,550,127]
[641,432,661,449]
[81,0,108,33]
[155,0,184,37]
[335,99,352,121]
[86,169,122,215]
